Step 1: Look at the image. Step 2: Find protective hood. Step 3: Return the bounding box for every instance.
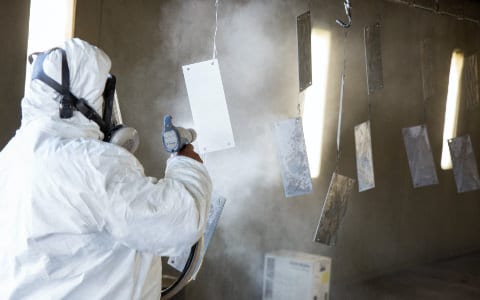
[0,37,212,300]
[22,38,112,140]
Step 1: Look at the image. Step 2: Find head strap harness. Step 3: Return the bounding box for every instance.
[30,48,116,139]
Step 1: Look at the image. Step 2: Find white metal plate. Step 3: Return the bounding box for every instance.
[354,121,375,192]
[274,118,313,198]
[183,59,235,153]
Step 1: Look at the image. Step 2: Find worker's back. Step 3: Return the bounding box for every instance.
[0,120,158,299]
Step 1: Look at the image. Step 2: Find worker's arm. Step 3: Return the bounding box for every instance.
[93,145,212,256]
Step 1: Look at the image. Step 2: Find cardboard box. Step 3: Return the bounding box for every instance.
[263,250,331,300]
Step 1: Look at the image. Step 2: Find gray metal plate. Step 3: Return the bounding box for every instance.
[448,135,480,193]
[168,192,227,272]
[462,54,479,110]
[297,11,312,92]
[421,38,435,100]
[354,121,375,192]
[274,118,313,198]
[364,22,384,94]
[402,125,439,188]
[314,173,355,246]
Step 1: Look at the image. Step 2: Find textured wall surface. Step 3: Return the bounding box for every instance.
[0,1,29,146]
[75,0,480,299]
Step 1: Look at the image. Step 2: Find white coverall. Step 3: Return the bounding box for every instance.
[0,38,212,299]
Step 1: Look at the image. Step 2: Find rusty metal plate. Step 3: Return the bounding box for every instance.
[314,173,355,246]
[462,54,479,110]
[297,11,312,92]
[355,121,375,192]
[448,135,480,193]
[402,125,439,188]
[364,22,384,94]
[274,117,313,198]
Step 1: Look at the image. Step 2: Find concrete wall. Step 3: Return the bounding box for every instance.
[76,0,480,299]
[0,1,30,146]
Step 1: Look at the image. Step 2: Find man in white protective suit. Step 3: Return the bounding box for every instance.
[0,38,212,299]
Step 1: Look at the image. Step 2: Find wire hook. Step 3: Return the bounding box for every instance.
[336,0,352,28]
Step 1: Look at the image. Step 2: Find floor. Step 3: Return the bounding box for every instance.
[331,251,480,299]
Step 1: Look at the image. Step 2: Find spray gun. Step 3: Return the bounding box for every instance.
[160,115,202,299]
[162,115,197,153]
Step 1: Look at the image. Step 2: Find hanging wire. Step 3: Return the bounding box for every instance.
[212,0,219,60]
[336,30,349,172]
[297,100,302,117]
[367,86,373,121]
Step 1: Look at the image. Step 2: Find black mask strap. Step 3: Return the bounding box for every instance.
[30,48,111,135]
[31,48,67,95]
[102,75,116,132]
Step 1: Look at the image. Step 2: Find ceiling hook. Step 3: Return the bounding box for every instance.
[336,0,352,28]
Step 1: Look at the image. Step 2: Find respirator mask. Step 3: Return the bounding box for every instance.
[29,48,139,153]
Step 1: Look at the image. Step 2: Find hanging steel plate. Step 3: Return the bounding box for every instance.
[297,11,312,92]
[354,121,375,192]
[183,59,235,153]
[364,22,384,94]
[402,125,439,188]
[448,135,480,193]
[274,117,313,198]
[314,172,355,246]
[168,192,227,272]
[462,54,479,110]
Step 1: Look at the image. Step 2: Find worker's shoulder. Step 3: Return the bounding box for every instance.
[31,135,144,178]
[61,137,138,164]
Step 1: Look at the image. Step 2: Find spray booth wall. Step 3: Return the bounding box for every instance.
[79,0,480,298]
[0,1,29,146]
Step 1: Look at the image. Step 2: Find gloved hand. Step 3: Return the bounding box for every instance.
[177,144,203,163]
